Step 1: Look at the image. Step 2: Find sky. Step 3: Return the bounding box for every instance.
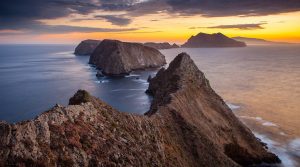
[0,0,300,44]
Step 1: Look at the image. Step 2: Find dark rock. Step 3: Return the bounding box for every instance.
[144,42,179,49]
[181,32,246,48]
[0,53,280,167]
[74,39,101,55]
[89,39,166,76]
[147,75,152,82]
[96,71,104,78]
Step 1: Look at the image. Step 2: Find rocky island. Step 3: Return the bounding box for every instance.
[144,42,179,49]
[74,39,101,55]
[0,53,280,166]
[89,39,166,76]
[182,32,246,48]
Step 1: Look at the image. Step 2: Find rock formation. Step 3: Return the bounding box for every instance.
[144,42,180,49]
[89,39,166,76]
[0,53,280,167]
[232,37,291,45]
[182,32,246,48]
[74,39,101,55]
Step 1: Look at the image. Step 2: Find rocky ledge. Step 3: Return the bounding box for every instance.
[182,32,246,48]
[89,39,166,76]
[74,39,101,55]
[144,42,180,49]
[0,53,280,167]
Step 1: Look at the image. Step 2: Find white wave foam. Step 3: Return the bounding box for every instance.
[262,121,278,127]
[95,80,109,84]
[288,138,300,157]
[226,103,240,110]
[238,115,278,128]
[254,133,296,167]
[111,88,145,92]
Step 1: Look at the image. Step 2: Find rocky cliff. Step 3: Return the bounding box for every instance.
[0,53,280,167]
[182,32,246,48]
[144,42,180,49]
[89,39,166,75]
[74,40,101,55]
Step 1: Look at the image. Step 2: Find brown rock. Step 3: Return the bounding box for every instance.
[89,39,166,76]
[0,53,280,167]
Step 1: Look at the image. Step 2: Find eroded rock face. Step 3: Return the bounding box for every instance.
[89,39,166,75]
[74,39,101,55]
[182,32,246,48]
[0,53,280,167]
[144,42,180,49]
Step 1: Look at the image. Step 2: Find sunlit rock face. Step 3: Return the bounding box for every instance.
[182,32,246,48]
[0,53,280,167]
[89,39,166,76]
[74,39,101,55]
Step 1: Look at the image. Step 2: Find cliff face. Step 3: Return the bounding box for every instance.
[89,39,166,75]
[182,32,246,48]
[74,40,101,55]
[144,42,180,49]
[0,53,280,167]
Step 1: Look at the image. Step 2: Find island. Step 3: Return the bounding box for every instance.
[89,39,166,76]
[182,32,246,48]
[74,39,101,55]
[0,53,280,167]
[144,42,180,49]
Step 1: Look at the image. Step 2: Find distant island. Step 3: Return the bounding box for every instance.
[182,32,246,48]
[144,42,179,49]
[232,37,292,45]
[89,39,166,76]
[74,39,101,55]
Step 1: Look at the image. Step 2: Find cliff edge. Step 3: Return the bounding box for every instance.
[0,53,280,167]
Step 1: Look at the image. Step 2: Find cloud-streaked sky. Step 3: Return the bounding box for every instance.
[0,0,300,44]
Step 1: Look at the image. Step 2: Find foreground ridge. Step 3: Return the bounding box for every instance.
[0,53,280,167]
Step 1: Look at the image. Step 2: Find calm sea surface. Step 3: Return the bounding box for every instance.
[0,44,299,166]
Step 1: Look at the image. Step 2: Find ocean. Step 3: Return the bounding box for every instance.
[0,44,299,166]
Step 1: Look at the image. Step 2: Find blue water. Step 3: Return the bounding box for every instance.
[0,44,300,166]
[0,44,155,123]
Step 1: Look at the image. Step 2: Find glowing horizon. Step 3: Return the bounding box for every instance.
[0,1,300,44]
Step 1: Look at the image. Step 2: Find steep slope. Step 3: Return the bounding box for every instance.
[182,32,246,48]
[74,39,101,55]
[89,39,166,75]
[0,53,280,167]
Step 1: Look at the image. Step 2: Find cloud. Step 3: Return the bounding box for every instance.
[165,0,300,17]
[95,15,132,26]
[0,0,300,34]
[203,23,266,30]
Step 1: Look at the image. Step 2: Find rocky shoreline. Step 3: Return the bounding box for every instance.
[0,53,280,166]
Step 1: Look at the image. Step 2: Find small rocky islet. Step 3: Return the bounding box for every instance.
[74,39,101,55]
[0,52,280,166]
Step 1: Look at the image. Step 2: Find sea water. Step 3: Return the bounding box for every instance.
[0,44,299,166]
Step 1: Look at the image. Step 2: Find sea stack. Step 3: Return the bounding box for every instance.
[182,32,246,48]
[74,39,101,55]
[0,53,280,166]
[89,39,166,76]
[144,42,180,49]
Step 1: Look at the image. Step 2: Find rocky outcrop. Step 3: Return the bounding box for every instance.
[144,42,180,49]
[89,39,166,75]
[182,32,246,48]
[74,39,101,55]
[0,53,280,167]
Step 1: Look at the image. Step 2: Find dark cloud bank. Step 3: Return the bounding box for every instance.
[0,0,300,33]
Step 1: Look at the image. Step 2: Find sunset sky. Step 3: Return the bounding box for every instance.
[1,0,300,44]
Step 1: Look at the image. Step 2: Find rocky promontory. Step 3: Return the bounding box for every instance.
[89,39,166,75]
[0,53,280,166]
[74,39,101,55]
[144,42,180,49]
[182,32,246,48]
